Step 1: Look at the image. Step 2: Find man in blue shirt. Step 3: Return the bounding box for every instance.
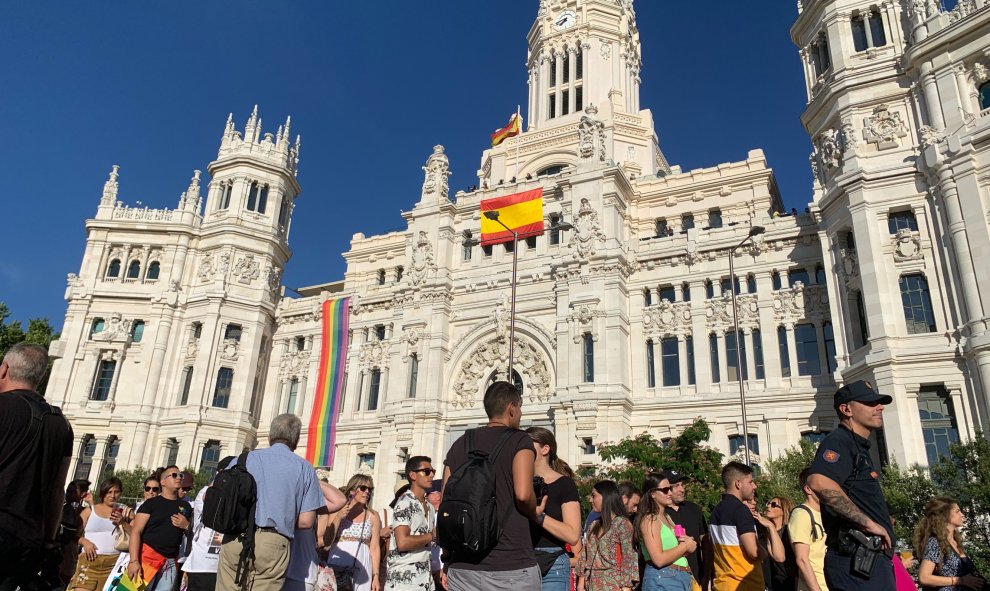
[216,414,324,591]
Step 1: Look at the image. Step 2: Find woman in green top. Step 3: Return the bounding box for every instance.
[635,472,698,591]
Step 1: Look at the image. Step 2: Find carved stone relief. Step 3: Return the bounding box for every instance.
[232,255,261,285]
[220,338,239,361]
[568,301,604,342]
[705,295,734,332]
[643,300,692,338]
[839,248,860,287]
[279,349,311,380]
[862,104,908,150]
[735,294,760,331]
[451,337,552,408]
[398,327,422,359]
[577,105,606,161]
[892,229,923,262]
[570,198,606,259]
[359,339,390,370]
[94,312,133,343]
[492,295,510,341]
[408,231,436,286]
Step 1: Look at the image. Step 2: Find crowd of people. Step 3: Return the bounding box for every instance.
[3,344,990,591]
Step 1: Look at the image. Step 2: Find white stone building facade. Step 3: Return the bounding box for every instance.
[47,0,990,493]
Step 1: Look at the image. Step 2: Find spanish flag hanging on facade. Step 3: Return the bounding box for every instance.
[490,113,522,147]
[480,188,544,246]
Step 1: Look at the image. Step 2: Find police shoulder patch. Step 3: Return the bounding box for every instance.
[823,449,840,463]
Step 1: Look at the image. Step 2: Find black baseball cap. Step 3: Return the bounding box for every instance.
[834,380,892,408]
[661,469,689,485]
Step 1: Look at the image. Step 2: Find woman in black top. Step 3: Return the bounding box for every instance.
[527,427,582,591]
[761,496,797,591]
[127,465,192,591]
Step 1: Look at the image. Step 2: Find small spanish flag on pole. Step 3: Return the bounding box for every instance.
[490,111,522,148]
[480,188,544,246]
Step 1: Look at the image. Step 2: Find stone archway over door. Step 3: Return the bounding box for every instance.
[450,336,553,409]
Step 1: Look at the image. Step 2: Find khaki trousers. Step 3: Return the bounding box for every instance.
[216,531,290,591]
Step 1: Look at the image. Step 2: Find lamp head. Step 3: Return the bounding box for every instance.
[749,226,766,237]
[483,211,500,220]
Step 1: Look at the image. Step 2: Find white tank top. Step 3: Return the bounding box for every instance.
[86,509,120,555]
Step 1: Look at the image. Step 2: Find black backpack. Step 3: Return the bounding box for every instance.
[436,428,515,559]
[202,451,256,585]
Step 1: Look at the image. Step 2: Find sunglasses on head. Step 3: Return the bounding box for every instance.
[145,486,161,493]
[652,486,673,495]
[356,485,374,493]
[414,468,436,476]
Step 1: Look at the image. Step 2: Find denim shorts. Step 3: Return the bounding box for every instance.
[641,564,691,591]
[536,547,571,591]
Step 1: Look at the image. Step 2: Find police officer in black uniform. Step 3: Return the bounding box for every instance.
[807,380,895,589]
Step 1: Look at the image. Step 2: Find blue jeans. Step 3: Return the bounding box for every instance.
[536,547,570,591]
[641,564,691,591]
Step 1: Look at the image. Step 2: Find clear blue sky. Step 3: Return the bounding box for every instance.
[0,1,811,327]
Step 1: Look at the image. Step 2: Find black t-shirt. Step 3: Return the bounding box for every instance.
[808,424,895,546]
[0,389,74,547]
[137,495,194,558]
[668,500,708,582]
[530,475,580,549]
[444,426,537,571]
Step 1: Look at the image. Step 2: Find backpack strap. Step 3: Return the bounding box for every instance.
[793,504,821,542]
[488,429,516,464]
[464,428,475,455]
[234,450,255,588]
[0,391,62,470]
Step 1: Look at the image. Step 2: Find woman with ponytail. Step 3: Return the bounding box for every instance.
[527,427,582,591]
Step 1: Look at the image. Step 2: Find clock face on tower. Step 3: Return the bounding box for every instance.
[554,10,577,31]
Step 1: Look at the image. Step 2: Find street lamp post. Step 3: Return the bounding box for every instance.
[728,225,765,467]
[482,210,573,384]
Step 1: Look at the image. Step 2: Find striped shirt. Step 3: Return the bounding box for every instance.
[710,494,764,591]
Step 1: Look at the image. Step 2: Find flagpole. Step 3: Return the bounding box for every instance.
[514,105,521,181]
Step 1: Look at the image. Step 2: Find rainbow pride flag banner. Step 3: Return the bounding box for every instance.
[306,297,350,467]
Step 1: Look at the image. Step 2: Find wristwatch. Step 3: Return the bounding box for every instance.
[535,513,546,525]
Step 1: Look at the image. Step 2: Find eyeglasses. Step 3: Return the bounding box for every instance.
[163,472,181,480]
[356,485,374,493]
[144,486,161,493]
[651,486,673,495]
[414,468,436,476]
[767,501,781,509]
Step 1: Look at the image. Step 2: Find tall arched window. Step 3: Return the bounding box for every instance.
[246,181,260,211]
[583,333,595,383]
[286,378,299,414]
[407,354,419,398]
[127,260,141,279]
[646,340,656,388]
[106,259,121,278]
[145,261,160,280]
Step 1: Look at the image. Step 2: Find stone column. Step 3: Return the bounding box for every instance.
[568,48,577,114]
[863,13,875,49]
[555,52,564,118]
[921,67,946,129]
[716,333,728,388]
[139,247,151,282]
[96,244,111,281]
[677,335,688,389]
[953,65,976,115]
[785,323,799,379]
[743,329,757,382]
[816,323,829,376]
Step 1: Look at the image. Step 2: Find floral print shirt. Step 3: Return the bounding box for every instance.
[384,491,435,590]
[577,517,638,591]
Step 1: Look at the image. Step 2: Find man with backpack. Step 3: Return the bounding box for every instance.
[0,343,74,591]
[438,381,543,591]
[789,468,828,591]
[215,414,323,591]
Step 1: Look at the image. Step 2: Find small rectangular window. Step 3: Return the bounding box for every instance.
[576,47,583,79]
[752,329,765,380]
[661,337,680,387]
[463,242,473,261]
[368,369,381,410]
[659,285,675,302]
[178,366,193,406]
[548,95,556,120]
[726,331,747,382]
[375,325,386,341]
[851,15,868,52]
[483,245,493,258]
[795,323,821,376]
[563,52,570,84]
[709,334,720,383]
[708,209,723,229]
[901,274,937,334]
[583,333,594,383]
[646,340,656,388]
[201,441,221,479]
[285,379,299,414]
[789,269,811,287]
[575,86,583,112]
[224,324,242,342]
[778,327,791,377]
[686,336,696,385]
[582,438,595,455]
[550,57,557,87]
[888,210,919,234]
[526,236,537,250]
[213,367,233,408]
[869,10,886,47]
[257,185,268,214]
[408,354,419,398]
[918,387,959,467]
[90,360,116,401]
[247,182,259,211]
[562,91,570,116]
[358,452,376,469]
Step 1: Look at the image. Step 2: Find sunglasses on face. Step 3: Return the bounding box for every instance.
[181,487,193,492]
[163,472,181,480]
[652,486,673,495]
[356,485,374,494]
[145,486,161,493]
[414,468,436,476]
[767,501,781,509]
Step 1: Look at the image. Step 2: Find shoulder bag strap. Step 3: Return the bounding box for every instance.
[464,428,475,455]
[793,505,821,541]
[488,429,516,464]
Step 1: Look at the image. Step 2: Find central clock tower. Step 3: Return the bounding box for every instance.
[527,0,643,130]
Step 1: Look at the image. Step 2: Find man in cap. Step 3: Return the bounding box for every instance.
[665,469,710,588]
[807,380,895,590]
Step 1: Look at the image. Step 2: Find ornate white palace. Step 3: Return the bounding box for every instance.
[46,0,990,495]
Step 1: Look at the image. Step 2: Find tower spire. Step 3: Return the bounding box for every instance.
[101,164,120,206]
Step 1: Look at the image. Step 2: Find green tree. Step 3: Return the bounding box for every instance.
[0,302,60,393]
[757,439,819,505]
[591,419,725,514]
[926,434,990,574]
[106,466,212,506]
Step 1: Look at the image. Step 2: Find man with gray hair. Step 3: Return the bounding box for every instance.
[216,414,324,591]
[0,343,74,588]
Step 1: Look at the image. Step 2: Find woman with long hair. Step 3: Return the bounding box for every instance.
[762,496,797,591]
[68,477,133,591]
[914,497,986,590]
[577,480,638,591]
[324,474,382,591]
[634,473,696,591]
[527,427,582,591]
